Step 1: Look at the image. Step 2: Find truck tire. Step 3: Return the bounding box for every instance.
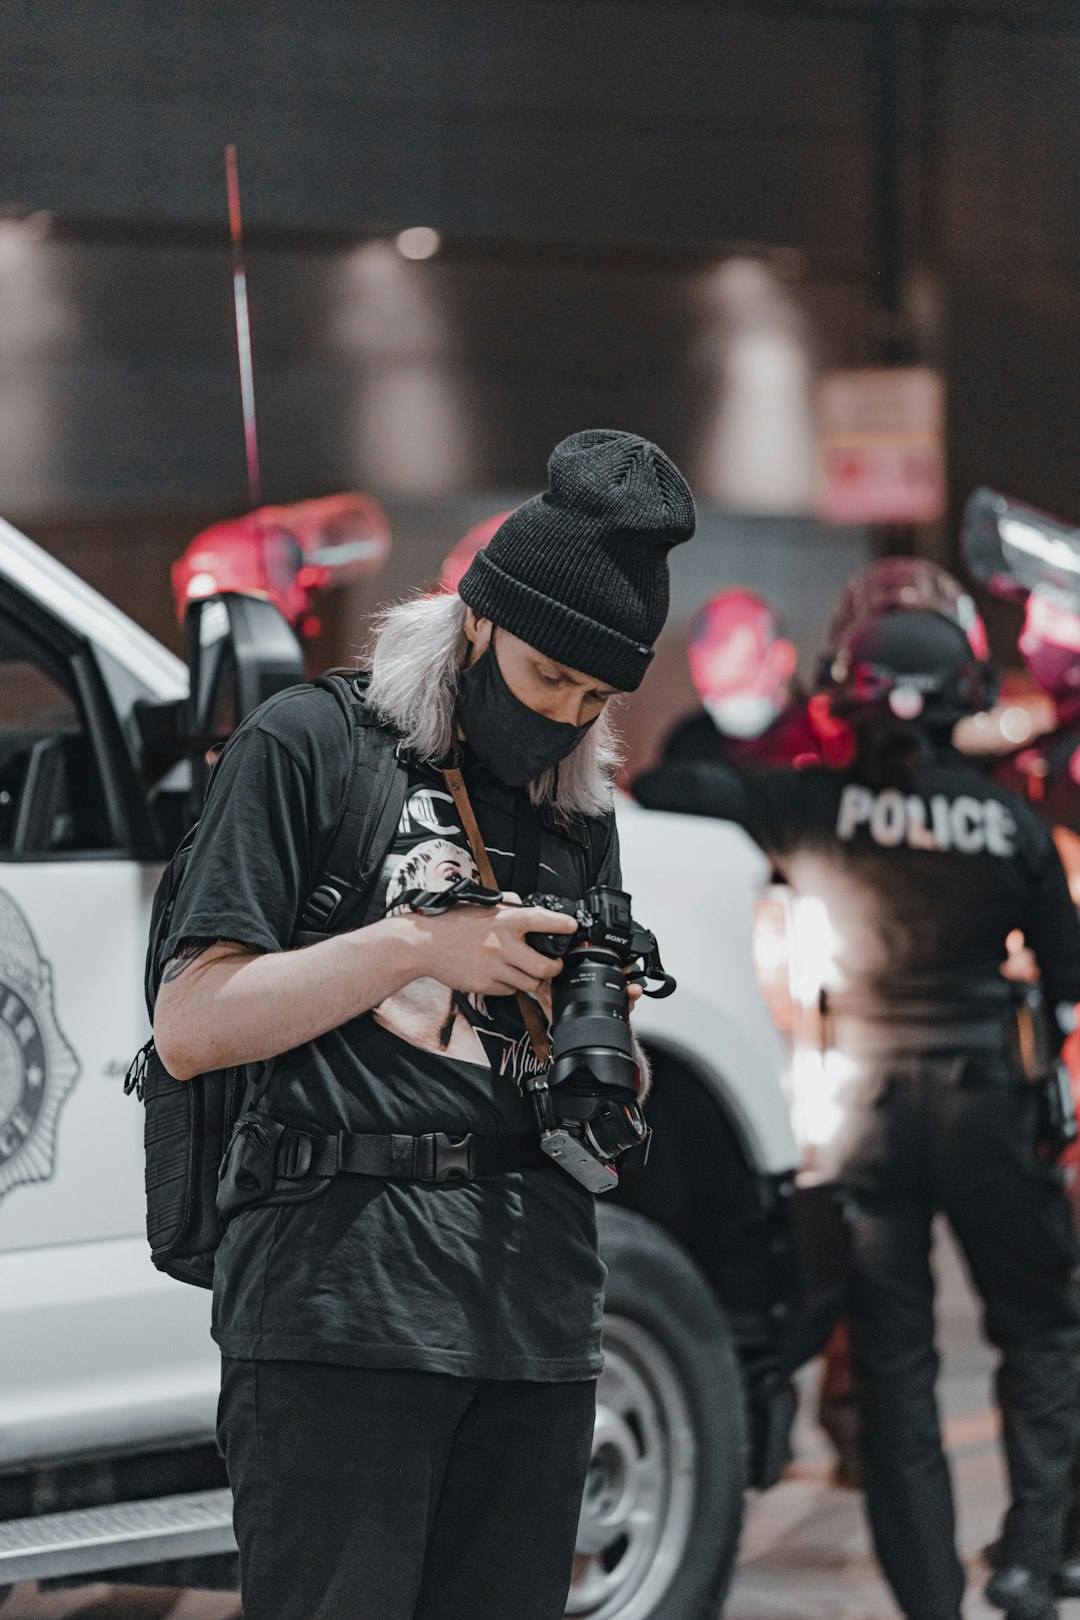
[568,1205,749,1620]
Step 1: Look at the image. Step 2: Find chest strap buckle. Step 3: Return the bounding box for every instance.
[418,1132,477,1183]
[276,1128,315,1180]
[302,883,344,930]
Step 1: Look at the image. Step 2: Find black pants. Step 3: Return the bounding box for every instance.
[841,1056,1080,1620]
[216,1356,596,1620]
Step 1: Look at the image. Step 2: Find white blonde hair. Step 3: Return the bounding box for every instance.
[363,592,621,819]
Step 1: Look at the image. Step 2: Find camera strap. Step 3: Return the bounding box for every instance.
[441,765,552,1068]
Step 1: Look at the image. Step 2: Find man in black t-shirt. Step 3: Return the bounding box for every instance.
[152,429,695,1620]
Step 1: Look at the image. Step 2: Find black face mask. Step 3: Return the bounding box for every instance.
[458,636,597,787]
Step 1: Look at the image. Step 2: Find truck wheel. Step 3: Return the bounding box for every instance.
[568,1205,748,1620]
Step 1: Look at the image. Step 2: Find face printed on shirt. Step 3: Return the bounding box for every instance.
[384,838,476,915]
[372,781,552,1085]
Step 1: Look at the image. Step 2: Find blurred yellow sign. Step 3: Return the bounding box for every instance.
[815,366,946,524]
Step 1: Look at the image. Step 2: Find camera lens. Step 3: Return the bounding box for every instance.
[549,945,637,1104]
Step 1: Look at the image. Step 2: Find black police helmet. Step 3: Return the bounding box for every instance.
[822,609,999,725]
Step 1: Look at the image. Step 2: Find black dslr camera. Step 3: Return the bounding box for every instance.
[406,878,676,1193]
[523,885,675,1193]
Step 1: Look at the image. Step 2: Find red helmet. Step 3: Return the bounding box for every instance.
[820,559,997,724]
[687,589,798,739]
[825,557,990,665]
[173,494,391,639]
[438,512,512,595]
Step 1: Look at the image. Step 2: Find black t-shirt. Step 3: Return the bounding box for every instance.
[163,684,619,1381]
[635,746,1080,1022]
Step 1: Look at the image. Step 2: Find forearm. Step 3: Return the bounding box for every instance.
[154,917,427,1079]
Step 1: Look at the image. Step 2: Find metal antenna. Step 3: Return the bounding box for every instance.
[224,144,261,508]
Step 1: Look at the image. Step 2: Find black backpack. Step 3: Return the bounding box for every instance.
[126,671,409,1288]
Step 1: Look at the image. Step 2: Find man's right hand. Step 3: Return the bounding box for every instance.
[414,895,579,997]
[154,900,578,1080]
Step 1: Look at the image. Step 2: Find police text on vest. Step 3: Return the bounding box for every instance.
[836,785,1018,855]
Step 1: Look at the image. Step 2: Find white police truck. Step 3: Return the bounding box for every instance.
[0,516,838,1620]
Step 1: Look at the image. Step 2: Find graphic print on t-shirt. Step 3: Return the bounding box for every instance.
[371,774,550,1085]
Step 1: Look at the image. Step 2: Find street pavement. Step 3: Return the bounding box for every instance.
[3,1223,1078,1619]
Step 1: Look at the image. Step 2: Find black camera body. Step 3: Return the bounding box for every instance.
[524,885,675,1193]
[406,878,675,1193]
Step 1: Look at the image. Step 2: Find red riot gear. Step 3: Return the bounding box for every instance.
[1018,592,1080,702]
[962,484,1080,706]
[963,487,1080,1593]
[663,589,821,770]
[172,493,391,640]
[439,513,512,596]
[687,589,798,741]
[819,557,997,729]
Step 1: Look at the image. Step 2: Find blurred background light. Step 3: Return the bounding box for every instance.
[695,258,815,515]
[395,226,442,261]
[338,240,474,496]
[999,706,1033,745]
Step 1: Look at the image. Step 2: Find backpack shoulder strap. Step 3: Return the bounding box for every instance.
[582,810,614,890]
[533,805,614,901]
[294,671,408,944]
[145,820,203,1016]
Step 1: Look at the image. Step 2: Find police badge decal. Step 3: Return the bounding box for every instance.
[0,889,79,1203]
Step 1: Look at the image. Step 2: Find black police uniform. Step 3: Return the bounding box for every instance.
[661,689,821,771]
[636,744,1080,1620]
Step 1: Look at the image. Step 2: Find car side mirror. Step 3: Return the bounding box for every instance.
[132,592,304,822]
[185,591,305,749]
[183,592,305,806]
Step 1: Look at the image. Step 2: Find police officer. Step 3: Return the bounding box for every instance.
[996,583,1080,846]
[964,488,1080,845]
[662,587,822,768]
[635,559,1080,1620]
[961,488,1080,868]
[964,490,1080,1598]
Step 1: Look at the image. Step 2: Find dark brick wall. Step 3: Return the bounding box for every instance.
[4,2,869,257]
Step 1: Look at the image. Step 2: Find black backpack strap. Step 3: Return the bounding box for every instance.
[275,1125,547,1183]
[536,806,613,898]
[293,671,409,946]
[512,794,544,900]
[582,811,613,889]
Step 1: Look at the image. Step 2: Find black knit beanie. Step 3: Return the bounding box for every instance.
[457,429,696,692]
